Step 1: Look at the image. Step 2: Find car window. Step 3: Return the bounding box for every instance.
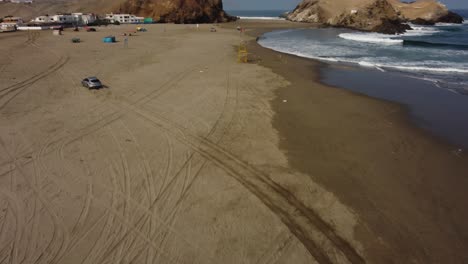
[90,79,100,83]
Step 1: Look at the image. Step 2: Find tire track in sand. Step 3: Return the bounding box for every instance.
[107,54,364,263]
[40,121,204,263]
[121,100,365,264]
[0,55,69,110]
[0,139,71,264]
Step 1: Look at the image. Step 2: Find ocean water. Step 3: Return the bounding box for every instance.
[257,11,468,148]
[226,10,288,20]
[258,19,468,94]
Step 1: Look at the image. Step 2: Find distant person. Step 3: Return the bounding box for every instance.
[124,36,128,48]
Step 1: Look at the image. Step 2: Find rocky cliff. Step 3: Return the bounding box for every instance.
[0,0,235,23]
[388,0,463,24]
[288,0,464,33]
[116,0,235,23]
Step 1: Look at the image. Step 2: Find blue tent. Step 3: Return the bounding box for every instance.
[103,36,116,43]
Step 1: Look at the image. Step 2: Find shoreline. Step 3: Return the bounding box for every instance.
[236,20,466,151]
[250,22,468,150]
[228,19,468,262]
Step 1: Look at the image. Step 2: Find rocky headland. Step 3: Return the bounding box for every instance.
[287,0,464,34]
[117,0,235,23]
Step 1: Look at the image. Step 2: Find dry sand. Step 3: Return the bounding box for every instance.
[0,20,467,264]
[0,23,331,263]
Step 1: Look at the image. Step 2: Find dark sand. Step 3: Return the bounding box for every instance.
[230,20,468,263]
[322,65,468,149]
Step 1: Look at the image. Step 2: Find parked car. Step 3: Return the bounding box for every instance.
[81,77,103,89]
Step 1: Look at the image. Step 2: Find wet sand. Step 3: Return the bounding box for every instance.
[322,65,468,149]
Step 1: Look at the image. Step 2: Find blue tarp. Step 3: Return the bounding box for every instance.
[103,36,116,43]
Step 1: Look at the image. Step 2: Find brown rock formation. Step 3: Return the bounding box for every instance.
[0,0,235,23]
[388,0,445,21]
[287,0,407,34]
[437,11,464,24]
[116,0,234,23]
[388,0,464,24]
[288,0,464,34]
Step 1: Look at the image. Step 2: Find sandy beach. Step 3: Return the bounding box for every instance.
[0,20,467,263]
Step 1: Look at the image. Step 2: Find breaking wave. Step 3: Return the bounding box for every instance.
[257,25,468,90]
[404,25,441,36]
[238,16,285,20]
[339,33,403,44]
[357,62,468,73]
[436,22,464,27]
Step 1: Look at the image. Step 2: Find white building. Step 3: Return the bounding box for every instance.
[9,0,33,3]
[0,23,17,32]
[71,13,97,25]
[31,13,96,25]
[105,14,144,24]
[1,17,24,25]
[1,17,22,32]
[31,15,70,24]
[31,15,51,23]
[50,14,74,23]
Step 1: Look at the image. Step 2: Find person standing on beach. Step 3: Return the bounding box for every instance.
[124,36,129,48]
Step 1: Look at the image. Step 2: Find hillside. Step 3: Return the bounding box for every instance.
[118,0,234,23]
[0,1,72,19]
[0,0,234,23]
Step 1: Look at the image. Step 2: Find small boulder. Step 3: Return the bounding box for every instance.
[437,11,464,24]
[373,19,412,34]
[411,18,435,25]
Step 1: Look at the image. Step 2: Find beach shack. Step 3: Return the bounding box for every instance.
[103,36,116,43]
[105,14,144,24]
[0,16,23,32]
[0,24,16,32]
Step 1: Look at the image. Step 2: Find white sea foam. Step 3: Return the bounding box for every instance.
[358,61,376,67]
[238,16,285,20]
[435,22,463,27]
[358,61,468,73]
[403,26,440,36]
[383,65,468,73]
[339,33,403,44]
[260,42,468,74]
[358,61,386,72]
[258,29,468,76]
